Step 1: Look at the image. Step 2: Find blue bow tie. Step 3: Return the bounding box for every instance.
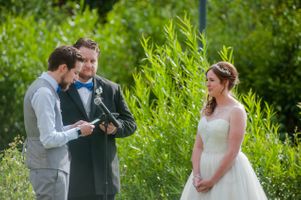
[74,81,94,91]
[56,85,62,93]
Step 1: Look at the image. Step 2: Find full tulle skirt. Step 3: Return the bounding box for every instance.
[180,152,267,200]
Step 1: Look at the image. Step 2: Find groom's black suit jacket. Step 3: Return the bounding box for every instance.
[59,75,136,197]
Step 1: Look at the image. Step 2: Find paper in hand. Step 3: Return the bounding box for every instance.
[90,118,100,125]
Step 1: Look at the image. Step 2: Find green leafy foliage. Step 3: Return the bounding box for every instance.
[0,136,34,199]
[242,92,301,200]
[98,0,199,85]
[118,16,208,199]
[206,0,301,134]
[0,1,80,26]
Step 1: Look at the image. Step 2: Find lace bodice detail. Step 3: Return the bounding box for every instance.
[198,117,230,153]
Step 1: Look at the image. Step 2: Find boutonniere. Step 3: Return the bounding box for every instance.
[95,86,103,98]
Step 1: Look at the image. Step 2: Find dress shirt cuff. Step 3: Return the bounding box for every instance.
[63,125,72,131]
[65,127,80,140]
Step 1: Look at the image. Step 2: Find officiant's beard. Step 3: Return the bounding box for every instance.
[79,71,95,82]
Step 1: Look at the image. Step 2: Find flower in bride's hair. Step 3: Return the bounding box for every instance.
[214,65,231,75]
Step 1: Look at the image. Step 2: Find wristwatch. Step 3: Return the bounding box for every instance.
[76,127,81,136]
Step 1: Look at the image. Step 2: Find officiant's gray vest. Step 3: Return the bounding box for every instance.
[24,78,70,173]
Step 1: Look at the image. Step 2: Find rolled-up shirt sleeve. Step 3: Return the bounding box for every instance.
[31,87,78,149]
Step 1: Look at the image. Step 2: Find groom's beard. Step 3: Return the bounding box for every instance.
[59,74,71,91]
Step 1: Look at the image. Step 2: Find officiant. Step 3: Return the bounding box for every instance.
[59,38,136,200]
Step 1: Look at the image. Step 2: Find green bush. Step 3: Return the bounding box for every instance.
[97,0,199,85]
[117,15,208,199]
[0,0,81,25]
[0,136,34,199]
[206,0,301,134]
[242,92,301,200]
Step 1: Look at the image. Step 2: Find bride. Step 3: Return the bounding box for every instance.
[180,61,267,200]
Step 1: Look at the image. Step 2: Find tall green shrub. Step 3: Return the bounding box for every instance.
[242,92,301,199]
[117,16,208,199]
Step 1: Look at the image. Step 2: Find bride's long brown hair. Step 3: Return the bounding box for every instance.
[204,61,239,116]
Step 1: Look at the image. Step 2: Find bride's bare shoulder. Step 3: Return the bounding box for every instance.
[230,102,247,117]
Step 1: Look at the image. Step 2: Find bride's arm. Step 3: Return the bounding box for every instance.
[192,133,203,187]
[198,107,247,192]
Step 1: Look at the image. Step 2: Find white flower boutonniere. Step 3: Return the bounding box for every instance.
[95,86,103,98]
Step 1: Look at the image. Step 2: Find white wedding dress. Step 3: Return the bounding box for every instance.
[180,114,267,200]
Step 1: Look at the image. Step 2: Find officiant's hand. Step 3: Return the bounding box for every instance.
[99,122,117,135]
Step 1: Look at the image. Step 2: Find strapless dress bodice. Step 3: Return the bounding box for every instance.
[198,117,230,153]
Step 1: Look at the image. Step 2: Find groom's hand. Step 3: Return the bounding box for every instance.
[79,122,95,136]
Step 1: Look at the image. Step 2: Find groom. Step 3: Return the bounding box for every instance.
[24,45,94,200]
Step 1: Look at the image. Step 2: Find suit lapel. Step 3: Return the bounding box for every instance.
[67,84,90,120]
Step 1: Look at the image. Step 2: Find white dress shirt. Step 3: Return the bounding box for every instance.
[76,78,93,116]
